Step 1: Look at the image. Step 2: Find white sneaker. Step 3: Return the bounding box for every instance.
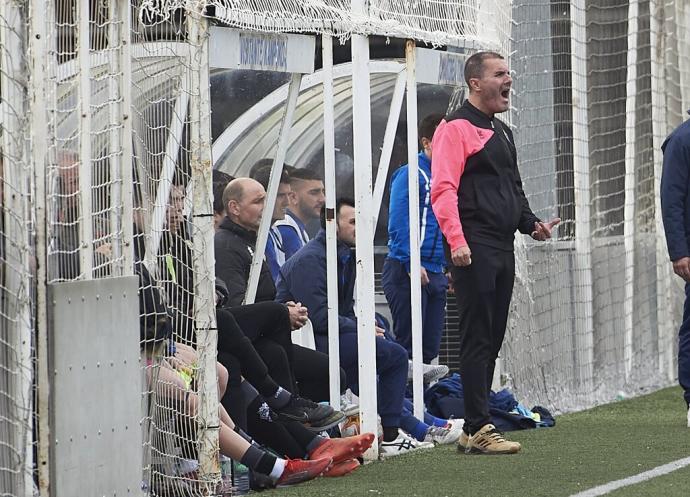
[446,418,465,435]
[340,394,359,417]
[423,425,461,445]
[407,361,449,383]
[379,430,434,458]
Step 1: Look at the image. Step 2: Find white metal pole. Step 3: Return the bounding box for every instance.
[145,88,189,271]
[244,73,302,305]
[351,0,379,460]
[650,0,675,380]
[623,0,639,382]
[570,0,595,398]
[2,2,34,495]
[78,0,93,279]
[28,0,51,492]
[187,6,221,486]
[118,0,134,274]
[323,34,342,408]
[108,0,122,271]
[372,69,406,224]
[405,41,424,419]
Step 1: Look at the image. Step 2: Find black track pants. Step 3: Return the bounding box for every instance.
[450,243,515,435]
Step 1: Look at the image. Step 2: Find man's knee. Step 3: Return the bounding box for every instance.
[376,337,408,368]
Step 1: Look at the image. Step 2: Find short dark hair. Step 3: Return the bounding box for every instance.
[464,51,505,87]
[212,169,234,215]
[418,113,444,144]
[320,197,355,229]
[252,165,290,191]
[289,167,323,184]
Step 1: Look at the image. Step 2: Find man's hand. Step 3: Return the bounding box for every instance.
[409,266,430,286]
[451,245,472,266]
[531,218,561,241]
[673,257,690,282]
[374,325,385,337]
[286,301,309,330]
[420,267,430,286]
[445,271,454,294]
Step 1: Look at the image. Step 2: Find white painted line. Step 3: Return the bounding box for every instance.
[569,456,690,497]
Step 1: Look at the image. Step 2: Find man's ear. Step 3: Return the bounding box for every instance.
[226,200,237,216]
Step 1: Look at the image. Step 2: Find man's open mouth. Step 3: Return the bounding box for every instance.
[501,88,510,99]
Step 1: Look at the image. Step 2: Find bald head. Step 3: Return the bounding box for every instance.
[223,177,266,231]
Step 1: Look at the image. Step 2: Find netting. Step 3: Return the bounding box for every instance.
[130,2,220,493]
[1,2,36,496]
[142,0,512,52]
[503,0,690,412]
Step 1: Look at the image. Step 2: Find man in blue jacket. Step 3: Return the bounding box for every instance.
[383,113,448,364]
[660,112,690,427]
[275,198,437,456]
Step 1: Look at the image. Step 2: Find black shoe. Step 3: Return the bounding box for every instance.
[303,409,347,433]
[277,396,333,424]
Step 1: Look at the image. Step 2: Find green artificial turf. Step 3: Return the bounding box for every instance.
[264,386,689,497]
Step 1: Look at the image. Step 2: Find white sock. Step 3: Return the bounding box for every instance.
[269,458,286,480]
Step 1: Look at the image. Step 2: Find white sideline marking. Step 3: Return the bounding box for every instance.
[569,456,690,497]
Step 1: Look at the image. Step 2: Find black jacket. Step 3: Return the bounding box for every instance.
[214,217,276,306]
[444,101,539,251]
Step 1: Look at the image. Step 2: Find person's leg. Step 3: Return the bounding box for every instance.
[399,406,431,441]
[422,271,448,364]
[402,397,447,427]
[242,383,307,459]
[374,338,409,434]
[486,250,515,393]
[217,351,247,430]
[253,338,297,393]
[229,302,295,366]
[340,334,407,440]
[382,258,413,357]
[292,345,346,402]
[679,283,690,407]
[451,245,499,436]
[216,309,291,405]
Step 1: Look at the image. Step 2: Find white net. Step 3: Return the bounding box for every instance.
[504,0,690,412]
[1,2,35,496]
[142,0,512,50]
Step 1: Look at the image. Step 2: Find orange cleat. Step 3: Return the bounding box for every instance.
[276,457,332,486]
[308,433,375,464]
[323,458,360,477]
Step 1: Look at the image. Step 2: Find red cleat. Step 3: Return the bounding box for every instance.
[276,457,332,486]
[324,458,360,477]
[308,433,375,464]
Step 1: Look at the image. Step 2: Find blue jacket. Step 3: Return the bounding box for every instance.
[661,117,690,262]
[387,151,445,273]
[275,230,357,348]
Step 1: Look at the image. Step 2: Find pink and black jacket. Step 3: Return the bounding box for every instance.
[430,101,539,253]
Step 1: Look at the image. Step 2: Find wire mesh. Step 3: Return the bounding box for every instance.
[141,0,513,50]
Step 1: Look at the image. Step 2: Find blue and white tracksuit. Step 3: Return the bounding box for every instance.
[382,151,448,363]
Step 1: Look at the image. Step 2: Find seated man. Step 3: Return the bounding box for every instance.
[276,198,455,456]
[251,165,292,281]
[215,177,346,413]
